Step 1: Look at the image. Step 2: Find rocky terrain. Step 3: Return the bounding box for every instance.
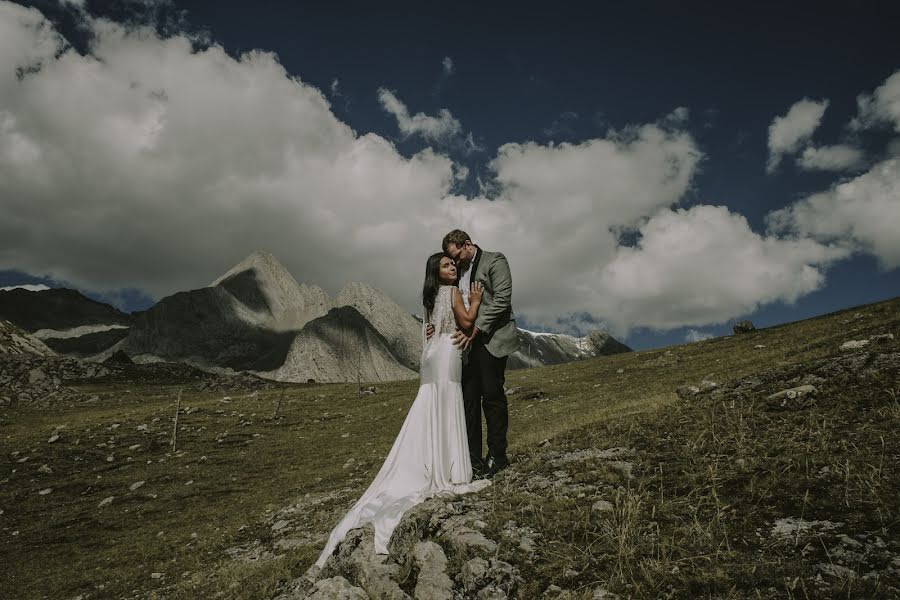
[0,343,279,408]
[1,295,897,599]
[264,306,417,384]
[273,330,900,599]
[0,320,55,357]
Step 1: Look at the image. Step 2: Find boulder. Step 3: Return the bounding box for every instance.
[733,320,756,334]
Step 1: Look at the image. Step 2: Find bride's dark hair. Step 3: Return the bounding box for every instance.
[422,252,450,320]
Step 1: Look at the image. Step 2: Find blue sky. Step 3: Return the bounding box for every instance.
[2,0,899,349]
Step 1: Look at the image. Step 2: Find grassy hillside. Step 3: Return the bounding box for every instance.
[1,297,898,599]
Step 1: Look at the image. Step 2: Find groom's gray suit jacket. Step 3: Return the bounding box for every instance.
[468,248,520,358]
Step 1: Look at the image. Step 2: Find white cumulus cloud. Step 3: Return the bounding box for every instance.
[767,98,829,173]
[767,157,900,269]
[595,205,849,333]
[377,87,462,143]
[797,144,865,171]
[850,69,900,132]
[0,2,859,338]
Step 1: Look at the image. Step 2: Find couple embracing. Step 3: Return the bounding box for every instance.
[315,229,519,567]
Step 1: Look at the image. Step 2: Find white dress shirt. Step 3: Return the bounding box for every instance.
[458,247,477,310]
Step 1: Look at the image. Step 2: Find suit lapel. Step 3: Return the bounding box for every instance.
[470,245,484,282]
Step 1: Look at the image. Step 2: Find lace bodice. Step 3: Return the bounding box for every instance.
[428,286,458,337]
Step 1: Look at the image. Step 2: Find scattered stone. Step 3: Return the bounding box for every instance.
[733,320,755,334]
[699,379,718,390]
[412,541,453,600]
[765,384,818,410]
[816,563,856,579]
[272,519,290,532]
[869,333,894,342]
[37,464,52,474]
[321,525,411,600]
[98,496,114,507]
[38,488,52,495]
[306,576,368,600]
[443,523,498,558]
[676,385,701,399]
[840,339,870,351]
[47,433,59,443]
[592,500,613,513]
[459,558,490,593]
[28,367,47,384]
[771,517,842,540]
[150,572,163,579]
[607,461,634,480]
[754,344,766,349]
[129,481,146,491]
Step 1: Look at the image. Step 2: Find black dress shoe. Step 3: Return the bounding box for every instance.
[472,459,488,479]
[485,455,510,477]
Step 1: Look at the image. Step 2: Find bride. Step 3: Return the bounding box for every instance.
[315,252,492,567]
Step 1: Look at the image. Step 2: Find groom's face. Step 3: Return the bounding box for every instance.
[448,241,474,266]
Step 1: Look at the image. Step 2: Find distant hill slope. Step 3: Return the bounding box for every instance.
[122,285,298,371]
[0,288,132,332]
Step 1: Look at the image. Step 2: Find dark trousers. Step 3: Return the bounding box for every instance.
[462,340,509,465]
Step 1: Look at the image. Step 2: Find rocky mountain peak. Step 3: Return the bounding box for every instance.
[210,251,328,331]
[209,250,292,288]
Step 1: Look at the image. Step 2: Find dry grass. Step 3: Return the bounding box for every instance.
[1,296,898,599]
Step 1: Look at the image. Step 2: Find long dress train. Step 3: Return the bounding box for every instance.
[315,286,489,567]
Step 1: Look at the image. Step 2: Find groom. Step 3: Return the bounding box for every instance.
[442,229,519,478]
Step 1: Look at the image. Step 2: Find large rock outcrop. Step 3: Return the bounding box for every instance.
[0,320,56,356]
[333,282,422,371]
[264,306,417,383]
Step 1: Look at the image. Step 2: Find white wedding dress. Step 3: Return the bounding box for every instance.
[315,285,490,567]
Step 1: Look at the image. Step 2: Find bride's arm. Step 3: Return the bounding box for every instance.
[452,283,482,331]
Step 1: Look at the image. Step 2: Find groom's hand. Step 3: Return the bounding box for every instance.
[425,324,435,339]
[452,327,479,350]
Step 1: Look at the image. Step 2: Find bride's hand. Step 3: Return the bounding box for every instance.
[469,281,484,303]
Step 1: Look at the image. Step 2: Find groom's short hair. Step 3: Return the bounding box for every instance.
[442,229,471,252]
